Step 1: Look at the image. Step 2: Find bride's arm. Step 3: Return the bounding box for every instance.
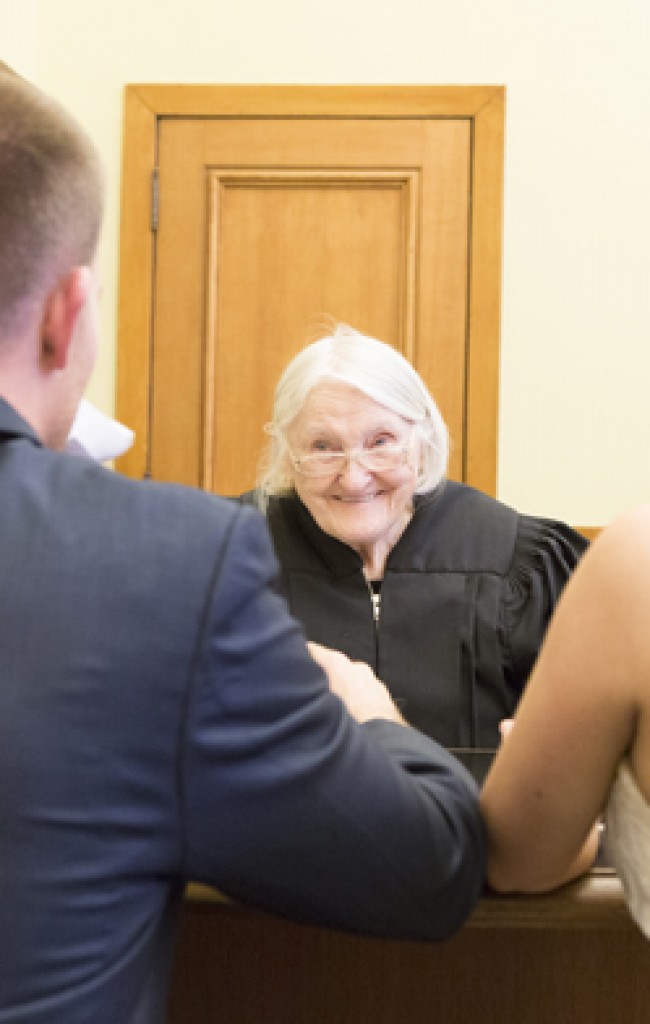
[481,506,650,893]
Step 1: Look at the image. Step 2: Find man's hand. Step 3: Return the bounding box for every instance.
[308,642,405,725]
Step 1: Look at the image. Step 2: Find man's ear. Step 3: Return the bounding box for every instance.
[40,266,92,369]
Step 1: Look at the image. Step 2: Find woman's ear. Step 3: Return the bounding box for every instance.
[40,266,92,369]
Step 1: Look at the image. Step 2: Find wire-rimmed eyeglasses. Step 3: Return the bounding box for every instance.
[290,442,411,479]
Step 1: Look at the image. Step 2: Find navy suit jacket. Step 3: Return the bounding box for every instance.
[0,399,485,1023]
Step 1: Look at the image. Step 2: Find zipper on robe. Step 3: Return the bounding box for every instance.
[367,580,382,624]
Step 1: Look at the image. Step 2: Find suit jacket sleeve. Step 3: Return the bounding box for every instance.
[181,506,486,941]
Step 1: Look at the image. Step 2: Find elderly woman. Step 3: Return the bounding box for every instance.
[244,325,588,748]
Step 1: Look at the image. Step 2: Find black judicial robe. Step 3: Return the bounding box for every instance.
[245,481,588,748]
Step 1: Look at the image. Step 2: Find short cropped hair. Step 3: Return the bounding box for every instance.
[0,67,103,337]
[257,324,449,506]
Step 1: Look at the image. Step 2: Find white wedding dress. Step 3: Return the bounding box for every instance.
[604,760,650,939]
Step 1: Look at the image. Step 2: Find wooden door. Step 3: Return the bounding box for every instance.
[117,87,504,496]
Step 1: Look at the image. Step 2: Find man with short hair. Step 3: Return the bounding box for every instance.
[0,68,485,1024]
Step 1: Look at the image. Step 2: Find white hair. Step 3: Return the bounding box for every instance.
[257,324,449,508]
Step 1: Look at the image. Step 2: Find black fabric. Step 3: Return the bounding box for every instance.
[242,481,588,747]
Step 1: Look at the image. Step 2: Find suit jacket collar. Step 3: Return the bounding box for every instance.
[0,396,42,448]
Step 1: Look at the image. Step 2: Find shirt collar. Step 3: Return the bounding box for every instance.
[0,397,42,448]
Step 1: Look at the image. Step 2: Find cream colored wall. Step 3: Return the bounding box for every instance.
[4,0,650,526]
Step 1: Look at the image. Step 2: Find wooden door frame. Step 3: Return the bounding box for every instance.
[116,85,505,495]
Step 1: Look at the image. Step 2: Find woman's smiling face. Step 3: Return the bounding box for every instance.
[286,382,419,566]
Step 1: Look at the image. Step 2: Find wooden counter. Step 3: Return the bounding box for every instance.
[167,869,650,1023]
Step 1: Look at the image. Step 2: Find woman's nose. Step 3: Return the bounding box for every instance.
[337,454,373,487]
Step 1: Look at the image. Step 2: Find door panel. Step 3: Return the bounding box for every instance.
[207,170,414,493]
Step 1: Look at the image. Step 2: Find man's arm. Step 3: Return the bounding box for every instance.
[182,506,486,942]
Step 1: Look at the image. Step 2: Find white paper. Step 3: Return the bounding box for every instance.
[65,399,135,462]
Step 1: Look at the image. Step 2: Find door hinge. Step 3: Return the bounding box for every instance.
[151,167,159,232]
